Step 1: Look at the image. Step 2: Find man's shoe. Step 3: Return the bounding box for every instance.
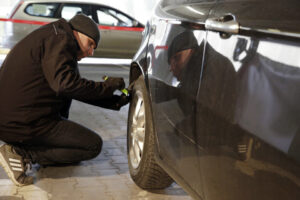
[0,144,33,186]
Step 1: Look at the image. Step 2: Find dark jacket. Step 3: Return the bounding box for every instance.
[0,19,121,141]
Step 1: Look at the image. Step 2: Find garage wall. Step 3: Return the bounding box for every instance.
[0,0,17,18]
[0,0,160,24]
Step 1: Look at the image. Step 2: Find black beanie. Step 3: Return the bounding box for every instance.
[69,14,100,48]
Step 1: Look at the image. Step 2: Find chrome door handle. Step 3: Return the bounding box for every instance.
[205,15,239,34]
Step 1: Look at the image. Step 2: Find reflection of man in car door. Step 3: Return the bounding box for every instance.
[167,31,201,116]
[168,31,248,160]
[154,31,204,177]
[0,14,129,186]
[154,31,203,144]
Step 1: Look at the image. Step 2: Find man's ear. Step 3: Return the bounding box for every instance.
[73,30,83,50]
[73,30,79,40]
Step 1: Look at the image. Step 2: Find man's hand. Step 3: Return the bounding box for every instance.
[115,94,130,109]
[83,93,130,110]
[104,77,125,91]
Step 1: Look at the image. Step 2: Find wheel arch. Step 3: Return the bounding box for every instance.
[129,62,144,84]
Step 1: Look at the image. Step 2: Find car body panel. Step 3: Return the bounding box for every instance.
[145,1,215,198]
[199,32,300,200]
[129,0,300,199]
[197,0,300,199]
[0,0,144,58]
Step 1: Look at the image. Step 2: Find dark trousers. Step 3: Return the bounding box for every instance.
[13,99,103,165]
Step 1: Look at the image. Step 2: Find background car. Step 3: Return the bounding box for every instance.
[126,0,300,199]
[0,0,144,58]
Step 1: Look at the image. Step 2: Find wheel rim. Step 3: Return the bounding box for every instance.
[129,90,145,169]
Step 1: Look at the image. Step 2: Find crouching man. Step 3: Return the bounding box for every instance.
[0,14,129,186]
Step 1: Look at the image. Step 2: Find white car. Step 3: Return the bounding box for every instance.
[0,0,144,58]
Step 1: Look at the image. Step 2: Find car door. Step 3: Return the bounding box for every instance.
[93,6,144,58]
[196,0,300,199]
[147,1,215,199]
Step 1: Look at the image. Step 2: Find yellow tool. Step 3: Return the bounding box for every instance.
[103,76,129,96]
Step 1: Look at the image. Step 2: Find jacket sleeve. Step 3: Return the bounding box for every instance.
[41,31,115,101]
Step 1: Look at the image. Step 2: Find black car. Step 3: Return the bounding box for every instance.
[126,0,300,199]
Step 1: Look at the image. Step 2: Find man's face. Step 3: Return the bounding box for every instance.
[169,48,194,80]
[73,31,96,61]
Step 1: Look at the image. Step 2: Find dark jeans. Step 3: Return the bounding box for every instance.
[13,99,103,165]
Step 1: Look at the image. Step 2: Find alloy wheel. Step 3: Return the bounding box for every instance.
[129,90,146,169]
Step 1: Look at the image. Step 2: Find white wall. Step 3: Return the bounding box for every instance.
[0,0,160,24]
[0,0,18,18]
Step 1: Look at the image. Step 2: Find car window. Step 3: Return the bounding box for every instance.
[96,10,118,26]
[108,9,133,27]
[96,8,133,27]
[60,4,92,20]
[25,3,59,17]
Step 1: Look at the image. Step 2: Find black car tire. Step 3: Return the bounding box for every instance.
[127,75,173,189]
